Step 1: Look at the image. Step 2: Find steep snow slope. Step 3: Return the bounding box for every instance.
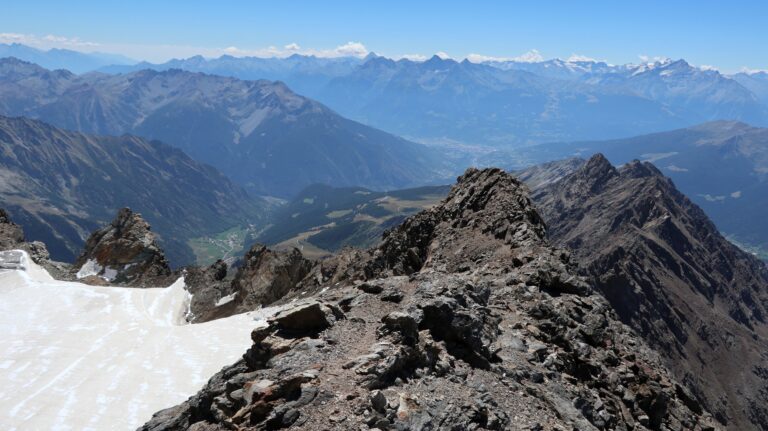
[0,251,266,430]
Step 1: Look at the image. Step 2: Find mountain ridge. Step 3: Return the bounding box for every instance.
[531,120,768,258]
[0,57,451,197]
[0,43,136,74]
[140,166,719,430]
[531,154,768,429]
[80,51,768,148]
[0,114,268,265]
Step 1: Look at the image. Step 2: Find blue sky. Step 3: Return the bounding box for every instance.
[2,0,766,71]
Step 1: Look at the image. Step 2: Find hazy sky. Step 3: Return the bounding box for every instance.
[2,0,766,71]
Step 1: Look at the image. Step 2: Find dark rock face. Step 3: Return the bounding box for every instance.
[183,260,233,322]
[0,207,51,266]
[0,208,24,249]
[182,245,314,323]
[141,168,718,431]
[537,121,768,258]
[532,154,768,430]
[73,208,173,287]
[231,245,314,311]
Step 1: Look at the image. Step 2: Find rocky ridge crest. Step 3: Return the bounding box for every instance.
[531,154,768,430]
[184,245,314,323]
[141,168,718,431]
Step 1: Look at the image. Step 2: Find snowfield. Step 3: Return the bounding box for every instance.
[0,251,269,430]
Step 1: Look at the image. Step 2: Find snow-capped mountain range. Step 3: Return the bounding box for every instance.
[93,51,768,146]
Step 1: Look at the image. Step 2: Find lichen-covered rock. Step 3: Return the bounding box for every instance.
[73,208,172,287]
[267,301,343,333]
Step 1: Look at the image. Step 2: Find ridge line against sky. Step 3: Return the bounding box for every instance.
[3,33,765,74]
[2,0,767,73]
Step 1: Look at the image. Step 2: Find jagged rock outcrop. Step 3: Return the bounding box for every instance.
[183,260,232,322]
[183,245,314,323]
[73,208,173,287]
[141,168,718,431]
[531,154,768,430]
[231,245,314,312]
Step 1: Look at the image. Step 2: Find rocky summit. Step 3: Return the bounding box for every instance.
[140,168,718,431]
[73,208,173,287]
[531,154,768,430]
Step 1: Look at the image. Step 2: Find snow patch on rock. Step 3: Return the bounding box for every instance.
[75,258,102,279]
[0,251,275,430]
[215,292,237,306]
[102,266,119,281]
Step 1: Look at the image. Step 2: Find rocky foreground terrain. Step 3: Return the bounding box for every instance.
[5,158,762,430]
[531,155,768,430]
[139,168,719,430]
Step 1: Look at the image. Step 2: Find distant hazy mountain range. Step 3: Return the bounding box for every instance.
[531,121,768,258]
[0,43,135,74]
[90,51,768,147]
[732,71,768,105]
[98,53,366,97]
[6,43,767,149]
[0,57,451,197]
[0,115,268,265]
